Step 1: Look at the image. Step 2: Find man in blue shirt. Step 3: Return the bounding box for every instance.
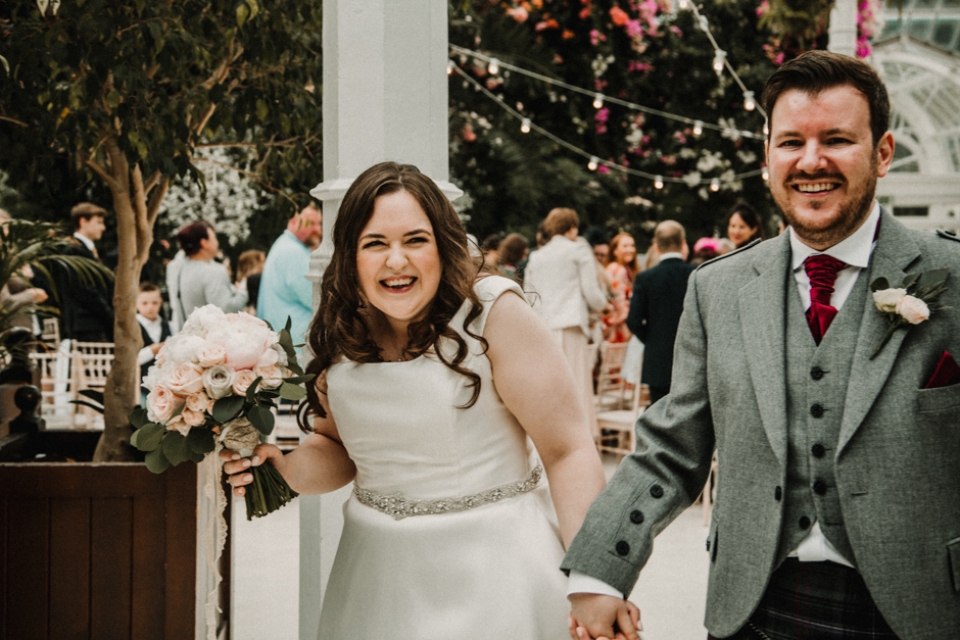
[257,204,322,346]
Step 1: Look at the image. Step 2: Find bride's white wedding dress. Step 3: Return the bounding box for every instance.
[317,277,569,639]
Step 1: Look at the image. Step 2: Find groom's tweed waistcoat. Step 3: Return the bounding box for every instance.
[777,268,869,568]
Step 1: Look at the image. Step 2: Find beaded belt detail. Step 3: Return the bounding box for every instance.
[354,464,543,520]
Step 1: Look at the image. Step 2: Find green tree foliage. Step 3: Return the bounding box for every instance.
[449,0,779,247]
[0,0,322,460]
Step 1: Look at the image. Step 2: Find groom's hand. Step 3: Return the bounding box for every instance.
[568,593,641,640]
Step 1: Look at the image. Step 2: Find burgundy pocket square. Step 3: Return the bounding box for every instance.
[924,351,960,389]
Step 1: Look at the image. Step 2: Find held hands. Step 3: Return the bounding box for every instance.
[219,443,284,497]
[568,593,642,640]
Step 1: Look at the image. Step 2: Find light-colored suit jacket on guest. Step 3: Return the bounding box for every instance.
[524,235,607,336]
[562,211,960,640]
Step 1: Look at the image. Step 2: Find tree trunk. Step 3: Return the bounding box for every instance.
[93,142,149,462]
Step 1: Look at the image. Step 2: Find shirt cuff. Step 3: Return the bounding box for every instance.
[567,570,626,599]
[137,346,155,366]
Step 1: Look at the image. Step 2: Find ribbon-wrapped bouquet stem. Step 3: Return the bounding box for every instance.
[130,305,313,519]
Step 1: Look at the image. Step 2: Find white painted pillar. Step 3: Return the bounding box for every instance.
[300,2,460,638]
[829,0,859,58]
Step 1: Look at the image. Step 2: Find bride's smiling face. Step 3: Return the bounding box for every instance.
[356,190,442,328]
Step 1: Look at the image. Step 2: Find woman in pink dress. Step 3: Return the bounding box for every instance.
[602,232,641,343]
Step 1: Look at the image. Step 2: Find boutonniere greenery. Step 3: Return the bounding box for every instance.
[869,269,950,359]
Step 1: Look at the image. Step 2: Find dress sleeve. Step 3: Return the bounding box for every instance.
[465,276,526,337]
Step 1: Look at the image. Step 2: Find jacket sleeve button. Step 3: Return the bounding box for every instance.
[629,510,644,524]
[615,540,631,556]
[650,484,664,498]
[774,486,782,501]
[799,516,811,530]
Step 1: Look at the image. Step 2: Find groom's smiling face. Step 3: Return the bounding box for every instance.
[765,84,894,251]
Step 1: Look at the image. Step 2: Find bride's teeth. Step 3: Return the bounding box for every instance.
[384,278,413,288]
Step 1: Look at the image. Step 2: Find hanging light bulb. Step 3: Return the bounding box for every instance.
[593,93,604,109]
[713,50,726,76]
[488,58,500,75]
[588,156,599,171]
[710,178,720,192]
[743,90,756,111]
[447,61,454,75]
[654,176,664,190]
[520,118,531,134]
[693,120,703,137]
[762,167,769,182]
[678,0,689,8]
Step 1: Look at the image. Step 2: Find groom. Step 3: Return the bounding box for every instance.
[563,51,960,640]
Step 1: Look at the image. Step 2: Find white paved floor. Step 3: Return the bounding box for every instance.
[231,453,710,640]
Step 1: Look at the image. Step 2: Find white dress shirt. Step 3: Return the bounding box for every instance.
[73,232,96,254]
[137,314,165,366]
[569,203,881,597]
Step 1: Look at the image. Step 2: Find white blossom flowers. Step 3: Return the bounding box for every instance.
[870,270,949,359]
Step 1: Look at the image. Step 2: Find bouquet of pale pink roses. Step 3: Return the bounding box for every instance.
[130,304,313,519]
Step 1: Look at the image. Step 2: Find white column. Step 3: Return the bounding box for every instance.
[300,2,459,638]
[828,0,859,58]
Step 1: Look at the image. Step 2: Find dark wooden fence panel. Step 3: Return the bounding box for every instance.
[0,463,197,640]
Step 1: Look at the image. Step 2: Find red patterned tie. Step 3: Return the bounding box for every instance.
[804,254,846,344]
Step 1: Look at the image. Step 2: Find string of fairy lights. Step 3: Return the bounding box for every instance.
[449,2,772,191]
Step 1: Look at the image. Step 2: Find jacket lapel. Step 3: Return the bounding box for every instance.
[739,234,791,469]
[838,211,922,453]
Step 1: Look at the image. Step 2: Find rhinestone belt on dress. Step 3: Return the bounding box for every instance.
[354,464,543,520]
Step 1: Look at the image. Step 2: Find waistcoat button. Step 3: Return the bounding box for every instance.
[630,510,644,524]
[813,479,828,495]
[799,516,811,530]
[810,366,825,380]
[811,443,826,458]
[810,403,825,418]
[616,540,631,556]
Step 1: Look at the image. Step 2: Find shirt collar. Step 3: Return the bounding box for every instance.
[658,252,684,262]
[73,232,95,252]
[789,201,880,272]
[137,314,162,327]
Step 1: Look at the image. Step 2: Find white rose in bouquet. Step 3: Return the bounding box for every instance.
[232,369,259,396]
[147,384,183,423]
[166,363,206,396]
[197,342,228,368]
[203,364,237,399]
[185,392,213,413]
[182,408,206,427]
[255,364,284,389]
[180,304,227,337]
[208,328,272,371]
[163,334,208,366]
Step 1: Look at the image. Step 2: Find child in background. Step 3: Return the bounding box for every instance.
[136,282,173,404]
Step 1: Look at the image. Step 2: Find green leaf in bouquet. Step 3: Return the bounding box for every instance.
[213,395,246,423]
[279,380,308,401]
[248,404,275,435]
[132,422,166,452]
[145,448,171,474]
[245,376,263,403]
[283,374,316,385]
[187,427,217,455]
[256,389,281,400]
[900,272,921,290]
[915,268,950,293]
[187,448,206,463]
[162,431,191,466]
[129,406,150,429]
[286,358,305,376]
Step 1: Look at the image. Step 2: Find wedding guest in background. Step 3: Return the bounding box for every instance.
[61,202,114,343]
[691,237,721,266]
[604,233,641,344]
[481,233,504,274]
[726,200,766,248]
[136,282,172,403]
[499,232,529,282]
[173,221,247,326]
[221,162,606,638]
[235,249,265,315]
[525,207,609,440]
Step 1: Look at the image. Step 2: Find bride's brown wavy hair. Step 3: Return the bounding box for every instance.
[303,162,486,430]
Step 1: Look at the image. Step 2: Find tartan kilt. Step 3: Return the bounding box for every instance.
[708,559,901,640]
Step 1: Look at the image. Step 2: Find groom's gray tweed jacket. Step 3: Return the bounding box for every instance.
[562,210,960,640]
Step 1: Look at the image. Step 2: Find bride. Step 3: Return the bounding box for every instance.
[221,161,606,638]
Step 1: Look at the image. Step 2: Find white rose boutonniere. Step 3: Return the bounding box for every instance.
[870,269,949,359]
